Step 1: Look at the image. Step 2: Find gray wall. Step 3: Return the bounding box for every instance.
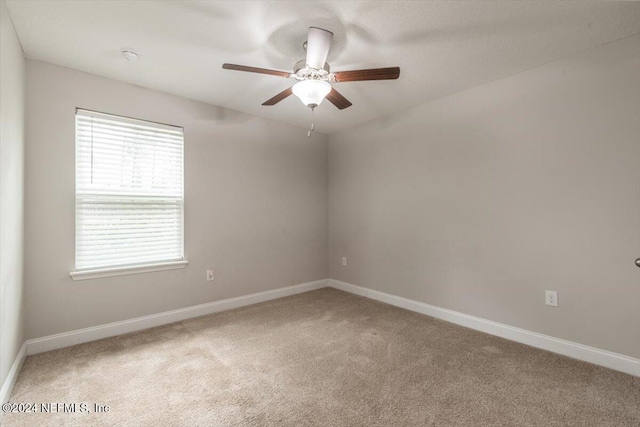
[25,60,328,339]
[0,0,25,389]
[329,35,640,358]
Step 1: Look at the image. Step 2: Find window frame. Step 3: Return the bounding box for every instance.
[70,108,187,280]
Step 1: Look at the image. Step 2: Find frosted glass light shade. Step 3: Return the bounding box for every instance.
[292,80,331,108]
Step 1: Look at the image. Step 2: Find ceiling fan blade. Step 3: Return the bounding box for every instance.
[262,87,293,106]
[332,67,400,83]
[222,63,291,78]
[306,27,333,69]
[326,88,352,110]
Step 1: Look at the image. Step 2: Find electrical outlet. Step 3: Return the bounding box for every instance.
[206,269,214,281]
[342,257,347,266]
[545,290,558,307]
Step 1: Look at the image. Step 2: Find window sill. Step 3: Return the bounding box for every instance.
[70,260,188,281]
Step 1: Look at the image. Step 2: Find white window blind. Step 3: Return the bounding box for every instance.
[75,109,184,271]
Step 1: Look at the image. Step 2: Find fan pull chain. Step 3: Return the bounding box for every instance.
[307,107,315,138]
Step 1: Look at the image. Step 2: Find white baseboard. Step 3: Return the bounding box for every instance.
[329,279,640,377]
[14,278,640,381]
[26,279,328,355]
[1,342,27,406]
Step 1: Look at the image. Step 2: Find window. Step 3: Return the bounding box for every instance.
[72,109,185,278]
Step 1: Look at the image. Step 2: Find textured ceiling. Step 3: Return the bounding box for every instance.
[6,1,640,134]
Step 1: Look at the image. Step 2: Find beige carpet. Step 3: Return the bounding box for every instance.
[4,288,639,426]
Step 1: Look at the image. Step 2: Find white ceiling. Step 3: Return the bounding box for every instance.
[6,1,640,134]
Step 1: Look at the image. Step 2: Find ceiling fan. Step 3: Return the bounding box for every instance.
[222,27,400,111]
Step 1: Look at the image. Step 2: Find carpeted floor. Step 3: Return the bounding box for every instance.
[4,288,639,426]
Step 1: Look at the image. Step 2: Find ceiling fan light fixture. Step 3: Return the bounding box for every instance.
[292,80,331,108]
